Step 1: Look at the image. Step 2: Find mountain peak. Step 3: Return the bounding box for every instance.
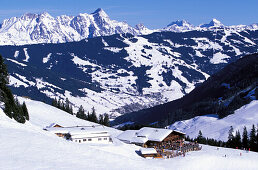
[200,18,224,28]
[21,13,37,19]
[167,20,192,27]
[135,23,146,30]
[91,8,108,18]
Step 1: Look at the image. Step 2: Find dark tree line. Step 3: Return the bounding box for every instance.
[0,54,29,123]
[186,131,226,147]
[52,98,73,114]
[227,125,257,152]
[187,125,258,152]
[76,106,110,127]
[52,98,110,126]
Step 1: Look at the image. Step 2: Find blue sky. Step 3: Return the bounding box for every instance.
[0,0,257,29]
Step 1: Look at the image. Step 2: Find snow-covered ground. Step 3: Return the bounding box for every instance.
[0,98,257,170]
[169,100,258,141]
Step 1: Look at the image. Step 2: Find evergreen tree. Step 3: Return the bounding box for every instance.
[256,127,258,152]
[0,54,8,87]
[22,102,29,120]
[76,105,86,120]
[98,114,104,125]
[103,114,110,127]
[57,99,61,108]
[249,124,256,151]
[52,98,57,107]
[235,130,241,148]
[227,126,234,148]
[65,98,70,113]
[197,130,205,144]
[69,104,73,115]
[91,107,98,123]
[242,126,249,149]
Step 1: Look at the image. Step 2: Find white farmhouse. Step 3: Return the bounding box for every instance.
[69,128,112,144]
[44,124,112,144]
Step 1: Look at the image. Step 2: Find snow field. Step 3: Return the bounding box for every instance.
[0,98,257,170]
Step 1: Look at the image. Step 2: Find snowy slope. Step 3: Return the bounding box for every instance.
[168,100,258,141]
[0,98,258,170]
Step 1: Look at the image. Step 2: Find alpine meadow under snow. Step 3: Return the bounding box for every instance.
[0,97,257,170]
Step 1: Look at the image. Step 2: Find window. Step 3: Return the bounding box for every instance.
[83,139,87,142]
[88,138,92,141]
[79,140,81,143]
[75,140,77,142]
[98,138,102,141]
[104,138,107,140]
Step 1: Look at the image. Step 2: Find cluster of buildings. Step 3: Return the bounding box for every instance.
[44,123,200,158]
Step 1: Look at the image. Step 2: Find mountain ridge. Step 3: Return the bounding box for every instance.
[0,9,257,45]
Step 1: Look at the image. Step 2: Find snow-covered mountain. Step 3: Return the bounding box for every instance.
[0,29,257,118]
[163,19,258,32]
[200,18,224,28]
[0,8,150,45]
[1,97,257,170]
[164,20,196,32]
[0,8,257,45]
[168,100,258,141]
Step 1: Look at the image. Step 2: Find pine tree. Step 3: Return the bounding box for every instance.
[22,102,29,120]
[235,130,241,148]
[249,124,256,151]
[0,54,8,87]
[91,107,98,123]
[227,126,234,148]
[197,130,205,144]
[52,98,57,107]
[256,127,258,152]
[98,114,104,125]
[57,99,61,108]
[242,126,249,149]
[103,114,110,127]
[65,98,70,113]
[76,105,86,120]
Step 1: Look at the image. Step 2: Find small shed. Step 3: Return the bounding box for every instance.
[140,148,158,158]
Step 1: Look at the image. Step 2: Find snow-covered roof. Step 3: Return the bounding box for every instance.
[140,148,157,155]
[137,127,173,142]
[46,123,62,128]
[116,130,138,142]
[45,125,110,138]
[44,127,70,134]
[130,136,148,144]
[117,127,185,144]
